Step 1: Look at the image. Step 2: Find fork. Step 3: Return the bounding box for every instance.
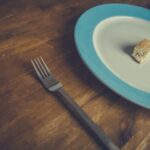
[31,56,120,150]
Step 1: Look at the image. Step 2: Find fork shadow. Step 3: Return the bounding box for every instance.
[58,15,127,150]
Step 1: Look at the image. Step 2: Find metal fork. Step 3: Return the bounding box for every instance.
[31,56,120,150]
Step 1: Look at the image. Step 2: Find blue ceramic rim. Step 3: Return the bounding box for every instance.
[74,3,150,109]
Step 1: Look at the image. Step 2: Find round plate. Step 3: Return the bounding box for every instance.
[74,4,150,109]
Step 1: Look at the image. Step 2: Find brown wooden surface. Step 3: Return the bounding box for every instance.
[0,0,150,150]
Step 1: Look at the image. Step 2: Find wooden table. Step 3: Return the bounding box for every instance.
[0,0,150,150]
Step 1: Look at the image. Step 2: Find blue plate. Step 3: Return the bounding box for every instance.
[74,3,150,109]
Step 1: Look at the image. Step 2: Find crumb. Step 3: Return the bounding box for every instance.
[132,39,150,63]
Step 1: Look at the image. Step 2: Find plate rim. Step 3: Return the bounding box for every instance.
[74,3,150,109]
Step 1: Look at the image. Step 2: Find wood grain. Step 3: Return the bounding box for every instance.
[0,0,150,150]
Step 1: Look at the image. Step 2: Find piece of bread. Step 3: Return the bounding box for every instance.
[132,39,150,63]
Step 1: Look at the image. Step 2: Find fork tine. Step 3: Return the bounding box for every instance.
[34,58,46,78]
[40,56,52,75]
[31,59,43,79]
[37,57,49,77]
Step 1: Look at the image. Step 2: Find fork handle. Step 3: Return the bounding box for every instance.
[55,87,120,150]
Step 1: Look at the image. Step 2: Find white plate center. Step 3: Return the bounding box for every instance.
[93,16,150,93]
